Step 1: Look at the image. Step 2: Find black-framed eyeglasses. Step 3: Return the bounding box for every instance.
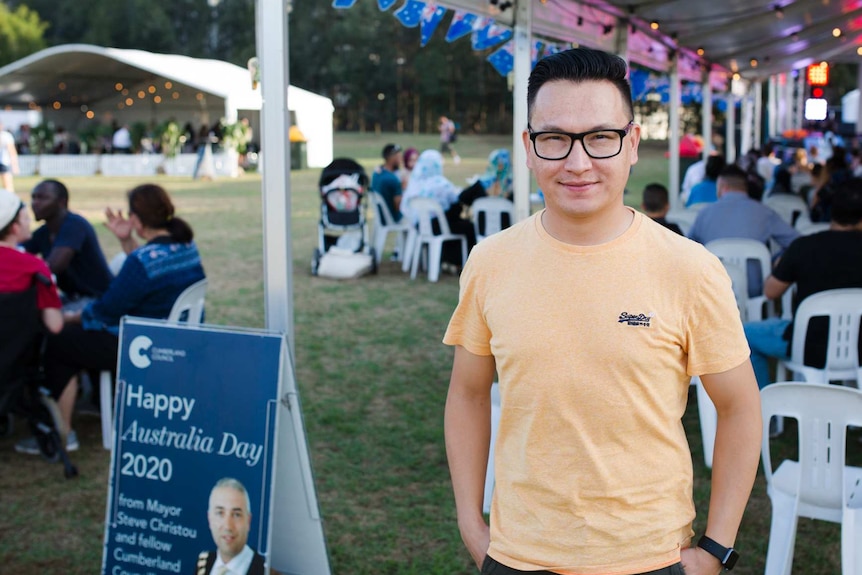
[528,121,634,160]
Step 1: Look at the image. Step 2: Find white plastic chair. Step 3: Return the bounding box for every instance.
[369,191,411,265]
[760,382,862,575]
[100,278,208,449]
[408,198,467,283]
[764,194,810,227]
[483,382,501,514]
[705,238,774,321]
[720,260,750,322]
[776,288,862,386]
[665,209,699,237]
[691,376,718,469]
[471,197,514,242]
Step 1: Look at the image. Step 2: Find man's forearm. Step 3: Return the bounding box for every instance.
[703,401,762,546]
[445,388,492,526]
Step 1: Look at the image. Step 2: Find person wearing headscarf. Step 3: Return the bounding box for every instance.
[400,149,476,267]
[399,147,419,190]
[476,149,513,198]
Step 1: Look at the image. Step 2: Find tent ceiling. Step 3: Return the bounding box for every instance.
[442,0,862,82]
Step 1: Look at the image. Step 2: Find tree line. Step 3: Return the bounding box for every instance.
[3,0,514,135]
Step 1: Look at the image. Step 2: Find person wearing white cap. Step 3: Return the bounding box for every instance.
[0,188,68,448]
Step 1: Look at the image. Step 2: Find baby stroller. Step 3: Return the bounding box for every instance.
[0,275,78,478]
[311,158,377,278]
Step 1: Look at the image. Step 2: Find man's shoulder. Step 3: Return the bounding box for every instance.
[62,211,96,229]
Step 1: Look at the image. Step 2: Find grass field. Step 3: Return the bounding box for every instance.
[0,133,858,574]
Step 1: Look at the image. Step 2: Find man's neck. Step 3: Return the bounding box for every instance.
[45,210,68,233]
[541,205,634,246]
[830,221,862,232]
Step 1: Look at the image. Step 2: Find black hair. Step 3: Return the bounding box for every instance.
[34,179,69,205]
[642,183,670,212]
[128,183,194,244]
[527,47,633,122]
[704,155,726,180]
[831,177,862,226]
[717,164,748,191]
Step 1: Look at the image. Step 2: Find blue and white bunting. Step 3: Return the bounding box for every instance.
[531,40,544,68]
[332,0,358,8]
[377,0,399,10]
[487,40,514,76]
[471,18,512,51]
[420,3,447,47]
[394,0,425,27]
[446,10,477,42]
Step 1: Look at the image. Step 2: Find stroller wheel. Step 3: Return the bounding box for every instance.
[311,248,321,276]
[369,248,378,274]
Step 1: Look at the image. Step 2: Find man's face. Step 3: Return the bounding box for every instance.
[207,486,251,563]
[16,209,32,241]
[523,79,640,224]
[30,186,63,222]
[388,151,402,171]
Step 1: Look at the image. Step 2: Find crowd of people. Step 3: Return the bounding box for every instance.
[0,179,205,453]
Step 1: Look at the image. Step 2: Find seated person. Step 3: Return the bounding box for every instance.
[23,179,113,306]
[686,154,725,207]
[370,143,403,222]
[400,149,478,268]
[473,149,513,199]
[0,188,63,334]
[640,183,682,235]
[14,184,205,455]
[743,178,862,389]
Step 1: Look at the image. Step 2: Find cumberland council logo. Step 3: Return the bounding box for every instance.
[129,335,154,369]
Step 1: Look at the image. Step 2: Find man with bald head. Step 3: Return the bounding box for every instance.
[195,477,266,575]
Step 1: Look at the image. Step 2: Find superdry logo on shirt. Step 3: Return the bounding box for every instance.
[618,312,653,327]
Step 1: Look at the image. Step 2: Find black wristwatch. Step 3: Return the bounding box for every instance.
[697,535,739,571]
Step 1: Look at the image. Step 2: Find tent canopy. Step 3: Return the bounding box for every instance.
[0,44,334,167]
[441,0,862,81]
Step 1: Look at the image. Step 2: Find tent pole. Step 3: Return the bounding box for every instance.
[754,80,763,148]
[701,68,712,159]
[512,0,531,222]
[668,51,681,210]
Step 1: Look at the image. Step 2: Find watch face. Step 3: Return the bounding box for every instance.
[724,549,740,570]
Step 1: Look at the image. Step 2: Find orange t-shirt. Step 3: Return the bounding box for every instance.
[444,210,749,575]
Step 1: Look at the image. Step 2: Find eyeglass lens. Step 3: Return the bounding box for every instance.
[534,130,623,160]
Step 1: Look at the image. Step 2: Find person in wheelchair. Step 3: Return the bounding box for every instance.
[13,183,205,454]
[0,188,68,452]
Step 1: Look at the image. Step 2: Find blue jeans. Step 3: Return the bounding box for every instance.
[743,318,791,389]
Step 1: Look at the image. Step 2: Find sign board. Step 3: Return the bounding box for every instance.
[103,318,331,575]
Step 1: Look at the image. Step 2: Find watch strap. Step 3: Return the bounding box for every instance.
[697,535,739,570]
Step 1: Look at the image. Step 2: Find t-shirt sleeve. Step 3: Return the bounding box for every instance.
[442,254,493,356]
[685,253,751,376]
[770,238,801,284]
[33,260,62,310]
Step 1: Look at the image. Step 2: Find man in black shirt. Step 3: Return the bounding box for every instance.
[744,177,862,388]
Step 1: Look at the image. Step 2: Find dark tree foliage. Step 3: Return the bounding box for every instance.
[11,0,514,133]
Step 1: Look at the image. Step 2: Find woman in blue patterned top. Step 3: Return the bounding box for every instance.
[15,184,205,455]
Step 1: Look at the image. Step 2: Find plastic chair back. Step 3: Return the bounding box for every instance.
[706,238,773,319]
[720,260,749,322]
[787,288,862,383]
[167,278,207,325]
[765,194,809,226]
[472,197,514,242]
[762,382,862,511]
[411,197,451,236]
[665,209,698,236]
[370,190,398,227]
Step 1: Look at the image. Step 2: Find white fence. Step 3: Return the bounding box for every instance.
[16,153,235,177]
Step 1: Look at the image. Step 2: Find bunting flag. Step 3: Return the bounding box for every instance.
[531,40,544,68]
[487,40,514,76]
[446,10,477,42]
[420,3,448,47]
[542,43,565,57]
[471,18,512,51]
[332,0,359,8]
[394,0,425,26]
[378,0,399,10]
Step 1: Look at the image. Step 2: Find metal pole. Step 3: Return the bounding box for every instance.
[754,80,763,148]
[701,70,712,159]
[512,0,531,222]
[668,52,681,210]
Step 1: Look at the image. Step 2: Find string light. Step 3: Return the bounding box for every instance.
[650,20,659,30]
[833,27,842,37]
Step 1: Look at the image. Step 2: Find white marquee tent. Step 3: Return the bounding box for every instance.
[0,44,334,168]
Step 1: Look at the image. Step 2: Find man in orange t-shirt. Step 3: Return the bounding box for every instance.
[443,48,762,575]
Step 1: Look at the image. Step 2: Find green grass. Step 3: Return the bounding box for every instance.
[0,133,858,574]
